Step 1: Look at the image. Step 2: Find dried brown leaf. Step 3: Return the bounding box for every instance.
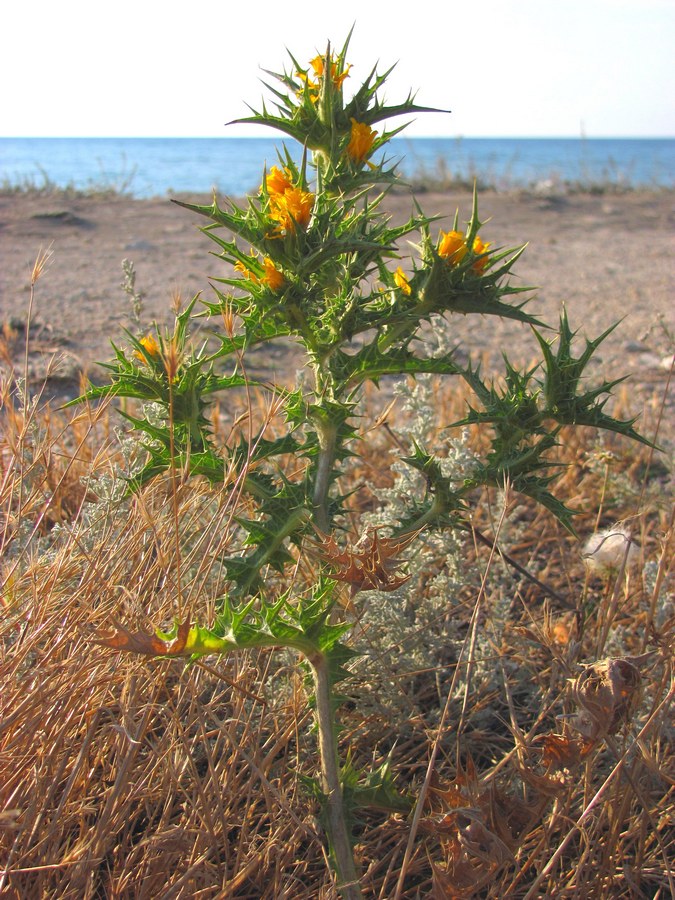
[92,619,192,657]
[569,657,642,740]
[536,731,594,770]
[310,527,421,595]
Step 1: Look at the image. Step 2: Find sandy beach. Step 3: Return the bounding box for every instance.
[1,187,673,411]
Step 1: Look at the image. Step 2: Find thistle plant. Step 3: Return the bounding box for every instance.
[80,33,653,897]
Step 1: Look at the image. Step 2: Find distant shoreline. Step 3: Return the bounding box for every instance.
[2,136,673,199]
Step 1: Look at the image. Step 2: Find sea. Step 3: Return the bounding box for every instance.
[1,137,673,198]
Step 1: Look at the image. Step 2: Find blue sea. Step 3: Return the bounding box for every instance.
[1,137,673,198]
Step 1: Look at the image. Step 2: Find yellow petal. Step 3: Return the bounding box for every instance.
[393,266,412,296]
[438,230,468,265]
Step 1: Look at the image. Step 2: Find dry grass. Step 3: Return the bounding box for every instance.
[1,293,673,897]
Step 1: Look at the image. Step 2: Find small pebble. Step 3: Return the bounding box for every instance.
[624,340,648,353]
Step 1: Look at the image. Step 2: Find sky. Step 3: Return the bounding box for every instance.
[3,0,674,138]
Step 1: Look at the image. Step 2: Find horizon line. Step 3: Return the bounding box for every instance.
[3,134,674,141]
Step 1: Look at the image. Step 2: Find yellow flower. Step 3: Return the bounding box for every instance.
[260,165,313,236]
[471,235,491,272]
[346,119,377,163]
[309,54,351,88]
[135,334,161,361]
[438,230,468,266]
[261,257,285,292]
[235,256,284,291]
[438,229,490,272]
[298,54,352,99]
[269,186,314,234]
[235,258,260,284]
[393,266,412,296]
[264,165,293,196]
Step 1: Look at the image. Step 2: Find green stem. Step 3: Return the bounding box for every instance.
[377,297,435,353]
[235,507,311,597]
[312,417,338,533]
[397,496,448,535]
[310,653,362,899]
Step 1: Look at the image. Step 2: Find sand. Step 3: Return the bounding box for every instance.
[1,188,673,414]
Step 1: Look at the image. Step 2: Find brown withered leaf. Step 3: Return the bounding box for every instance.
[429,782,469,812]
[569,657,642,741]
[427,758,479,814]
[453,810,513,866]
[310,527,422,596]
[486,782,541,847]
[419,812,466,836]
[91,619,192,657]
[423,760,514,892]
[516,729,596,799]
[516,761,569,797]
[428,808,511,897]
[431,857,485,899]
[535,731,594,770]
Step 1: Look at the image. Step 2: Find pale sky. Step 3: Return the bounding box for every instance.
[3,0,674,138]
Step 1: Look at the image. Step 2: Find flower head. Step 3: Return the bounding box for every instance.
[235,255,285,292]
[264,165,294,196]
[235,258,260,284]
[471,235,491,272]
[269,186,314,235]
[438,230,468,266]
[298,54,351,100]
[393,266,412,296]
[346,118,377,163]
[313,54,351,88]
[260,165,314,236]
[135,334,161,361]
[261,257,285,291]
[438,230,490,272]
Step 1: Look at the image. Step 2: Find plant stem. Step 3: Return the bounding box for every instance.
[310,653,362,899]
[313,418,338,532]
